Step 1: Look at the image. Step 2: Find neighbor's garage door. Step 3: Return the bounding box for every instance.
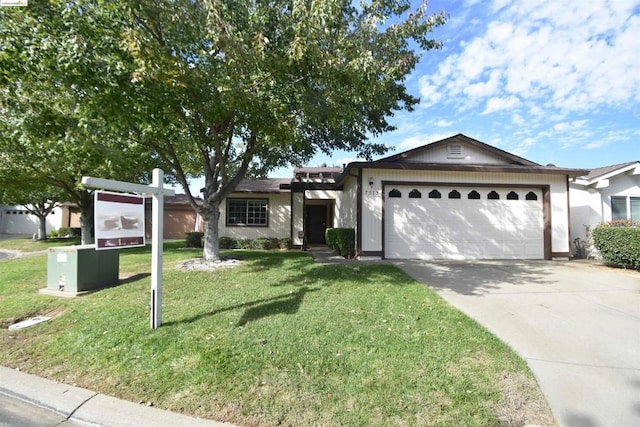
[385,186,544,260]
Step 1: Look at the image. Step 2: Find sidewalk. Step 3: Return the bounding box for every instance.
[306,245,385,264]
[0,366,236,427]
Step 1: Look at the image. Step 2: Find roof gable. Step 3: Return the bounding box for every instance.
[377,134,540,166]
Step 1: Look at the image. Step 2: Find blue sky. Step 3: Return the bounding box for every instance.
[275,0,640,173]
[182,0,640,193]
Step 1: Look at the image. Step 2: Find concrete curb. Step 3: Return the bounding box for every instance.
[0,366,235,427]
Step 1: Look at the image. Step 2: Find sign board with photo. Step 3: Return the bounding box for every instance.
[94,191,145,250]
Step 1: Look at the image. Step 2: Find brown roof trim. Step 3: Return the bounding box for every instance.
[336,162,588,184]
[288,182,343,192]
[233,178,291,193]
[377,133,541,166]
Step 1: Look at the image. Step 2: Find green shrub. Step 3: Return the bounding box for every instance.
[325,228,335,249]
[592,220,640,269]
[48,230,59,238]
[219,236,236,249]
[57,227,79,237]
[185,232,204,248]
[326,228,355,258]
[218,237,290,250]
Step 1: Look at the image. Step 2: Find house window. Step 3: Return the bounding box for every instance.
[612,197,626,220]
[612,196,640,221]
[487,191,500,200]
[227,198,268,226]
[507,191,519,200]
[468,190,480,200]
[409,189,422,199]
[428,189,441,199]
[448,190,461,199]
[389,189,402,198]
[525,192,538,201]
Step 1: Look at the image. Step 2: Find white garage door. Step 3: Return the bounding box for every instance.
[2,209,38,234]
[385,186,544,260]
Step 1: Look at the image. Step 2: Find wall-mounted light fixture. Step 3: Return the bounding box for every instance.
[368,177,374,187]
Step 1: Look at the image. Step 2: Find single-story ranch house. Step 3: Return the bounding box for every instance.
[223,134,588,260]
[1,134,591,260]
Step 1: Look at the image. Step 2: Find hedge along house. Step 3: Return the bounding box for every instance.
[221,134,588,260]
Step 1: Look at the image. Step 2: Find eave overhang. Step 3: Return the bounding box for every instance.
[336,162,589,185]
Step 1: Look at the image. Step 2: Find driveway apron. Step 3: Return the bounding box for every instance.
[394,260,640,427]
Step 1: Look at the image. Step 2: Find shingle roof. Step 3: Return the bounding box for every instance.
[583,161,639,180]
[233,178,291,193]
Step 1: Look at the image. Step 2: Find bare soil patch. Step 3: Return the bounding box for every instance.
[175,257,243,271]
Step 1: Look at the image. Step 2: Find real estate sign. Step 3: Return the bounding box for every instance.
[94,191,145,250]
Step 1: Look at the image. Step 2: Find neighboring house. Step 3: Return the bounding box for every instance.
[1,195,203,240]
[0,204,64,235]
[569,161,640,257]
[144,194,204,240]
[222,134,587,260]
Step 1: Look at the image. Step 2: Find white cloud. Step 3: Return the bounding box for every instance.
[417,0,640,116]
[482,96,520,115]
[431,119,454,127]
[398,136,428,150]
[418,77,443,107]
[397,133,453,150]
[552,120,588,132]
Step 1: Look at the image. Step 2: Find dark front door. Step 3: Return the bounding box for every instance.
[306,205,327,244]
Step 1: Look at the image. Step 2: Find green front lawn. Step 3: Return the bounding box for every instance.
[0,240,552,426]
[0,236,81,252]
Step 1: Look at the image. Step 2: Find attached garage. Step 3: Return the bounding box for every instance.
[384,185,546,260]
[334,134,586,260]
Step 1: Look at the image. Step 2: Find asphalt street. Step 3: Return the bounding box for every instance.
[0,393,83,427]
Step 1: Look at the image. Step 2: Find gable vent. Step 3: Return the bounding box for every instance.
[447,144,464,159]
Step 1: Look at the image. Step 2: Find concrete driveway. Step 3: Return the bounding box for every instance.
[394,260,640,427]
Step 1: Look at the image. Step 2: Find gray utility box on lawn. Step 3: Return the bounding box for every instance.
[47,245,119,293]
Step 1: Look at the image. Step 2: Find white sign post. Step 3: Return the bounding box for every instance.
[82,169,175,329]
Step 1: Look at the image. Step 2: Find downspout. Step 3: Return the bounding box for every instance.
[350,169,362,257]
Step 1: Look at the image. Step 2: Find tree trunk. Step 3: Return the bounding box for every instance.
[37,215,47,240]
[79,206,94,245]
[202,200,221,261]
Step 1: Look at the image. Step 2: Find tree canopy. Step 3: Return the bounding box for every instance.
[113,0,446,260]
[0,1,157,243]
[1,0,446,258]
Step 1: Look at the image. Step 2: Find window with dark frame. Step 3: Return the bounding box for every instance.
[389,189,402,198]
[468,190,480,200]
[487,190,500,200]
[409,189,422,199]
[448,189,461,199]
[507,191,519,200]
[226,198,268,226]
[428,189,441,199]
[525,192,538,201]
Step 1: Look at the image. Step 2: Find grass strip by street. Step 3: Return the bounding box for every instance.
[0,236,81,252]
[0,239,553,426]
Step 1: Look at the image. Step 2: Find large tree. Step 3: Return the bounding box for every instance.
[112,0,446,260]
[2,1,446,259]
[0,1,156,244]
